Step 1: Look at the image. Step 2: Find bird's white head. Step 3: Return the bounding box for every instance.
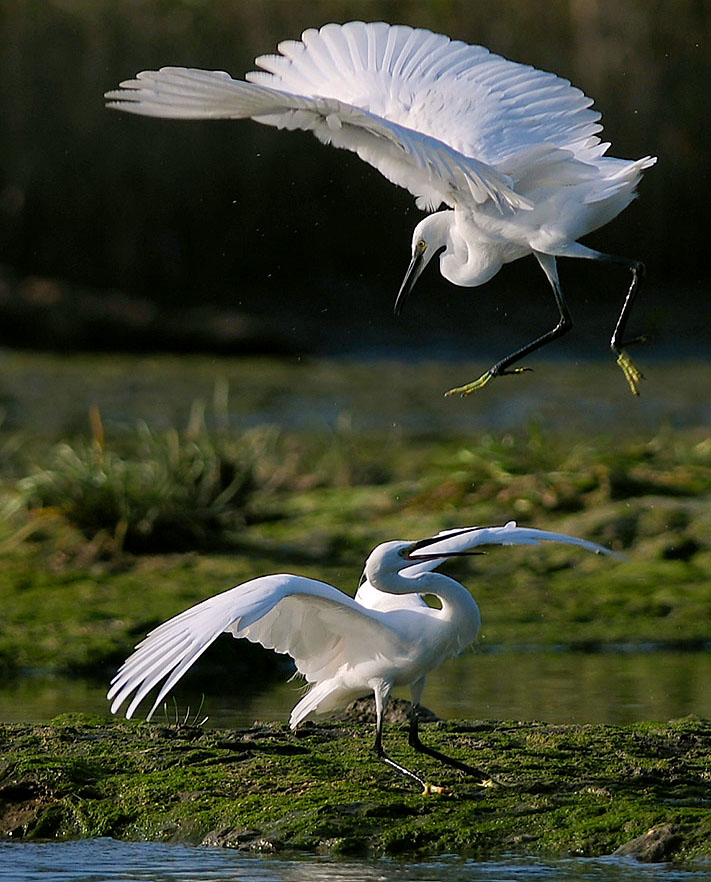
[394,212,454,316]
[363,540,419,585]
[364,528,483,587]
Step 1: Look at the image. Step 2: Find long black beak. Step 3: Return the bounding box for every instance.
[404,527,485,561]
[394,244,427,316]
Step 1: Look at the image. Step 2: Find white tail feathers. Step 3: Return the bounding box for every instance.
[289,679,363,728]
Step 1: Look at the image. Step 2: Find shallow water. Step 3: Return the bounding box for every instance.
[0,352,709,440]
[2,649,709,728]
[1,839,709,882]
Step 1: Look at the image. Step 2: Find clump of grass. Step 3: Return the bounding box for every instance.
[2,400,406,558]
[17,408,256,553]
[0,491,47,553]
[244,417,400,493]
[405,427,711,521]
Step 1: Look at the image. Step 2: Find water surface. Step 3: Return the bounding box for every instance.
[2,839,709,882]
[0,353,708,439]
[2,649,708,728]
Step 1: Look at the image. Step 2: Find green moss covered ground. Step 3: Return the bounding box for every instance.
[1,714,709,860]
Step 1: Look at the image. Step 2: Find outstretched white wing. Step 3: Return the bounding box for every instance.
[404,520,622,576]
[106,23,617,210]
[107,573,403,721]
[106,68,526,213]
[109,19,612,215]
[250,23,607,170]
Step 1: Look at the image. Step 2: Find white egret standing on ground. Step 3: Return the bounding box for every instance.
[106,22,656,396]
[108,522,620,792]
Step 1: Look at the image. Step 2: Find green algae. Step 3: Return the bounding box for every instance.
[1,714,709,860]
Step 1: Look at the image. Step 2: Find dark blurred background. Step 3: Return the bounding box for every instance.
[0,0,707,358]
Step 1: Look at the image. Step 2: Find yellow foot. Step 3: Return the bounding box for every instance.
[444,372,493,397]
[422,782,447,796]
[477,778,498,789]
[444,367,529,398]
[616,350,644,396]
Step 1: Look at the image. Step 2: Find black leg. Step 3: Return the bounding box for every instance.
[445,252,571,396]
[372,698,434,791]
[408,704,489,781]
[589,252,646,395]
[599,256,646,352]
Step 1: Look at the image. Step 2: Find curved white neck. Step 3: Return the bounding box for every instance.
[373,569,481,645]
[440,219,503,287]
[415,210,503,288]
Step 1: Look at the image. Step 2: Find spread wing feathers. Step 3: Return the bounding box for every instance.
[404,520,622,577]
[249,23,607,173]
[107,574,405,721]
[106,66,527,213]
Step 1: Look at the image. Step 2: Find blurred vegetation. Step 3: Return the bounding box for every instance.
[0,404,708,676]
[16,407,257,554]
[0,350,706,686]
[0,0,708,354]
[3,403,709,556]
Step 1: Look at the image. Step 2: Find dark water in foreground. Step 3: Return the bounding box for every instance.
[1,839,709,882]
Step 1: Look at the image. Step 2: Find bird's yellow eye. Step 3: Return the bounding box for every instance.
[417,239,427,251]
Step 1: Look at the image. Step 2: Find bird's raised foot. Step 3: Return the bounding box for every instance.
[444,366,531,398]
[477,777,498,789]
[422,781,447,796]
[616,350,644,396]
[444,370,494,397]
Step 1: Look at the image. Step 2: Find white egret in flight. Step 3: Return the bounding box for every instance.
[106,22,656,397]
[108,522,620,792]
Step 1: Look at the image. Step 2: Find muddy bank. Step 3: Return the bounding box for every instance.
[1,714,709,861]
